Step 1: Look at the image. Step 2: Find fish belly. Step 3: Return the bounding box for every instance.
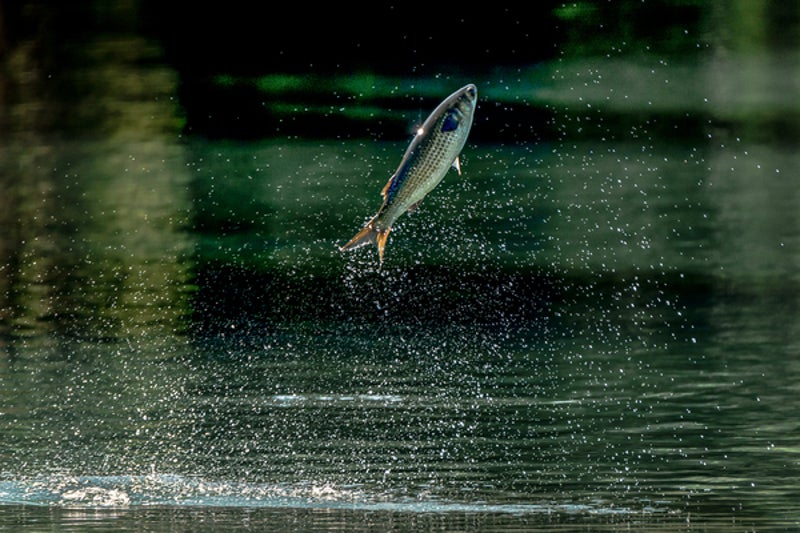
[377,137,461,229]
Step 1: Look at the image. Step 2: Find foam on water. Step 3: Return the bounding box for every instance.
[0,474,654,516]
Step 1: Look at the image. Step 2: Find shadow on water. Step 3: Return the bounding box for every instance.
[2,1,800,531]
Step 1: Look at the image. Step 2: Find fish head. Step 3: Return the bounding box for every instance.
[462,83,478,103]
[438,84,477,134]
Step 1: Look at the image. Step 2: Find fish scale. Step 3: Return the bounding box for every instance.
[340,84,477,265]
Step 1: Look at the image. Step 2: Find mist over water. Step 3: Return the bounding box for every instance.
[3,2,800,531]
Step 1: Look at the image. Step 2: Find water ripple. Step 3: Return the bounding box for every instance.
[0,474,658,516]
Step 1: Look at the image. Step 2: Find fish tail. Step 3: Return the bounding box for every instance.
[340,218,392,264]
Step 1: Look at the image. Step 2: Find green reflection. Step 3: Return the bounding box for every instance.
[0,2,193,343]
[0,0,196,475]
[1,140,195,340]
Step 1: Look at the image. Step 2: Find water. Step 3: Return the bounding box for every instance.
[3,4,800,531]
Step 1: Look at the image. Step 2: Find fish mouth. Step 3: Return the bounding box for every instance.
[462,84,478,102]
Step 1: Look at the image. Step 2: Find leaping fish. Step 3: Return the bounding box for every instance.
[339,83,478,265]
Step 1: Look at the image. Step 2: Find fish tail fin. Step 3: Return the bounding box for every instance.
[376,227,391,264]
[340,218,392,264]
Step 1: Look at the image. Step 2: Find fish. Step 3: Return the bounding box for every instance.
[339,83,478,265]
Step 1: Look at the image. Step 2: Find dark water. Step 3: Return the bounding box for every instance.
[3,5,800,532]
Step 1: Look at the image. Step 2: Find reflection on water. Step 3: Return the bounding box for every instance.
[1,140,194,342]
[3,132,800,529]
[2,2,800,531]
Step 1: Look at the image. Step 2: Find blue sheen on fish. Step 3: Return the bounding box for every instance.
[441,111,460,132]
[339,83,477,265]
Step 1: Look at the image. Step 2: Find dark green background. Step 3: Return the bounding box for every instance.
[2,1,799,531]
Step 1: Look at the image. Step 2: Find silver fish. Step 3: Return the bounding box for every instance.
[340,83,478,264]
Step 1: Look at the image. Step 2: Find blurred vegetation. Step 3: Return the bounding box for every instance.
[3,1,799,140]
[553,0,704,56]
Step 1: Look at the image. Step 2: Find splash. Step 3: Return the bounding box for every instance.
[0,474,364,508]
[0,473,659,516]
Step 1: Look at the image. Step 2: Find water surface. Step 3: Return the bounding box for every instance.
[2,9,800,531]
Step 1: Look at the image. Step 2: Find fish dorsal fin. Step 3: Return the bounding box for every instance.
[452,156,462,175]
[381,173,397,201]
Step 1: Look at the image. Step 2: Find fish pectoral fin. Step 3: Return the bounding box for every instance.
[407,200,422,213]
[452,156,462,175]
[380,173,397,201]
